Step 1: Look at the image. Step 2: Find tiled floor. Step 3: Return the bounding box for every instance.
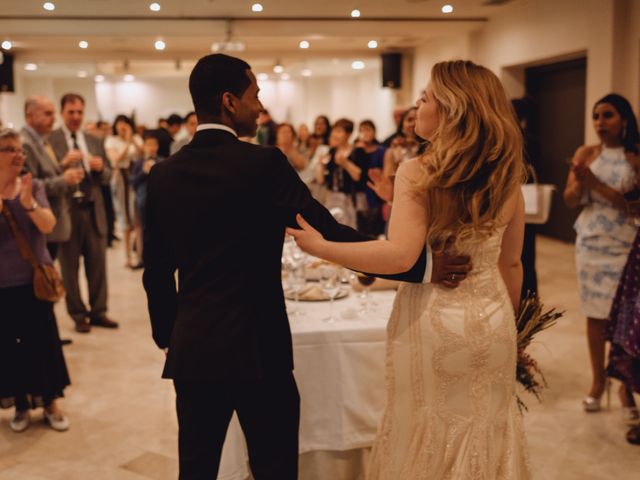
[1,236,638,479]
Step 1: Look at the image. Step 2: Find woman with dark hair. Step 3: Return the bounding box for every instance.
[313,115,331,145]
[0,128,70,432]
[105,114,143,267]
[564,93,640,419]
[353,119,386,235]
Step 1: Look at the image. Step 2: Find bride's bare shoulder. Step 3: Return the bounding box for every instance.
[396,156,424,179]
[496,186,523,228]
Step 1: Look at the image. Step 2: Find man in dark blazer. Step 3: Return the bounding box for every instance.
[143,54,471,480]
[49,93,117,333]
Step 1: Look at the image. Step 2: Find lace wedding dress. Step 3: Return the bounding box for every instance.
[368,227,531,479]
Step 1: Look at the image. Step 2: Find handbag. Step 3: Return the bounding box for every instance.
[1,204,66,302]
[521,165,555,225]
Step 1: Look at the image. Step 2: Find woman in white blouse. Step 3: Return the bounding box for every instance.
[105,115,143,267]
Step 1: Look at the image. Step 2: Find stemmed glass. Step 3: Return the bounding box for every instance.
[356,273,376,315]
[321,264,341,323]
[71,158,85,200]
[282,237,306,318]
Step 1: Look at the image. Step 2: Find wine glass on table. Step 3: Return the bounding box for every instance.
[356,273,376,315]
[321,264,341,323]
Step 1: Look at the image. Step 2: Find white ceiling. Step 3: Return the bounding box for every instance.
[0,0,519,78]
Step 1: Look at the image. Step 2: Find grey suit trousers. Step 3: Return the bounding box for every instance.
[58,204,108,322]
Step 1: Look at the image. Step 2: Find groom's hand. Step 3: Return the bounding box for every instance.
[431,238,472,289]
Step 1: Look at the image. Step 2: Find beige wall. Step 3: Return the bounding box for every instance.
[467,0,639,145]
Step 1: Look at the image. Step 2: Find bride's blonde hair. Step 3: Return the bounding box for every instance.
[417,60,526,247]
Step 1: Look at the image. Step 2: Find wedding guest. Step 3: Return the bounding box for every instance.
[296,123,312,158]
[130,132,164,269]
[353,119,386,236]
[256,109,277,146]
[105,114,143,267]
[381,105,407,147]
[564,93,639,415]
[276,123,307,172]
[315,118,367,229]
[0,128,70,432]
[170,111,198,155]
[50,93,117,333]
[313,115,331,145]
[513,97,539,297]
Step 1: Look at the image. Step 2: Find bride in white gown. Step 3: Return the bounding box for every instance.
[288,60,530,479]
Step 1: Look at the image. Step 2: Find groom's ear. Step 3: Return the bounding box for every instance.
[221,92,237,115]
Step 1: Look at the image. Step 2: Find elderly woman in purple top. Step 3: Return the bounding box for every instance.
[0,128,70,432]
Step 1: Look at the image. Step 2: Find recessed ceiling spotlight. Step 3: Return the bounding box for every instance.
[95,75,105,82]
[24,63,38,71]
[281,73,291,81]
[43,2,55,11]
[257,73,269,81]
[302,69,312,77]
[252,3,263,12]
[273,64,284,74]
[1,40,12,50]
[124,74,135,82]
[77,71,87,78]
[149,2,161,12]
[442,4,453,14]
[351,60,365,70]
[78,40,88,49]
[155,40,166,50]
[299,40,310,49]
[367,40,378,49]
[351,9,361,18]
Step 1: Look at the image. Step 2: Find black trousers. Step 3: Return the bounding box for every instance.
[173,372,300,480]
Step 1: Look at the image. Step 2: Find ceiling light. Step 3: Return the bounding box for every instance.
[1,40,12,50]
[43,2,55,11]
[302,69,312,77]
[77,71,87,78]
[257,73,269,81]
[95,75,105,82]
[281,73,291,81]
[149,2,161,12]
[155,40,166,50]
[24,63,38,71]
[251,3,263,12]
[351,60,365,70]
[442,4,454,14]
[351,9,361,18]
[124,74,135,82]
[299,40,310,49]
[367,40,378,49]
[273,64,284,74]
[78,40,88,49]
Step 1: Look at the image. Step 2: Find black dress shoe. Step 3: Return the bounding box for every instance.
[90,316,119,329]
[74,319,91,333]
[60,338,73,346]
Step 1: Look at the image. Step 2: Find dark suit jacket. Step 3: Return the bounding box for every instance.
[49,129,111,238]
[143,129,426,381]
[21,127,71,243]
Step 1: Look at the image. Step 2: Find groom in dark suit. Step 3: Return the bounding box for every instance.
[143,53,470,480]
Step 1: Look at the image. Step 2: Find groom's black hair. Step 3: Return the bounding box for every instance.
[189,54,252,122]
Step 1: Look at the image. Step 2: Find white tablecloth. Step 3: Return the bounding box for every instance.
[217,289,396,480]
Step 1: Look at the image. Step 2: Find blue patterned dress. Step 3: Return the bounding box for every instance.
[574,146,637,319]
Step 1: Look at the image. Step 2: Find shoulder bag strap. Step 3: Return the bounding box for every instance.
[1,203,40,268]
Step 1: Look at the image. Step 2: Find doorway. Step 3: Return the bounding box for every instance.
[525,57,587,243]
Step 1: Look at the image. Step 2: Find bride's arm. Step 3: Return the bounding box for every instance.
[288,159,427,274]
[497,189,525,311]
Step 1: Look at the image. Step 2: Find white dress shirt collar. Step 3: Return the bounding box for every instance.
[196,123,238,137]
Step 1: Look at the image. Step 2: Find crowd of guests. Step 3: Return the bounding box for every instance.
[0,89,639,448]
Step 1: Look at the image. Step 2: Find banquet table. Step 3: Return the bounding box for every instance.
[216,288,397,480]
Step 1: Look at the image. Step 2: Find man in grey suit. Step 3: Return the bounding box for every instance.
[49,93,118,333]
[22,96,83,257]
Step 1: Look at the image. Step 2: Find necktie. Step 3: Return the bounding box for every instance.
[43,140,58,167]
[70,131,89,172]
[70,131,80,150]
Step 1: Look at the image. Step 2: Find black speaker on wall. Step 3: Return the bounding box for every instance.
[0,52,15,92]
[381,53,402,89]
